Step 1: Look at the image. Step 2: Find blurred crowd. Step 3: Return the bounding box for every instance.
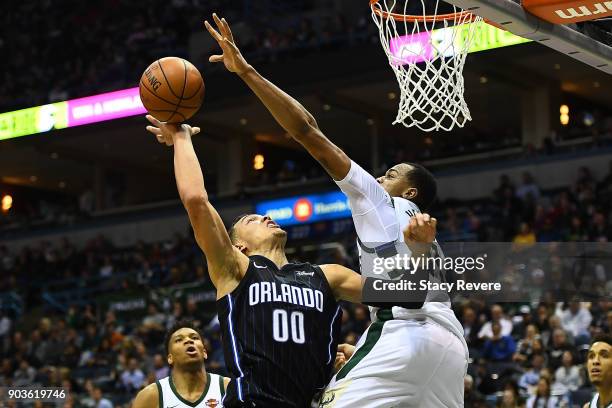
[0,0,367,113]
[0,163,611,406]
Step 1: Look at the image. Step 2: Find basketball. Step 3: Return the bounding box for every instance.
[139,57,205,123]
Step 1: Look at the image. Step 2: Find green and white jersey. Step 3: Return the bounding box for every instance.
[156,372,225,408]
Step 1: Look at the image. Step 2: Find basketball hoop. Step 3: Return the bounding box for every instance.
[370,0,483,132]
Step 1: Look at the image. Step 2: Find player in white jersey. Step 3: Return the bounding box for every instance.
[584,335,612,408]
[133,321,230,408]
[203,14,467,407]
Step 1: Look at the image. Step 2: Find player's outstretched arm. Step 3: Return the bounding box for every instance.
[320,264,363,303]
[145,116,248,296]
[204,13,351,181]
[132,383,158,408]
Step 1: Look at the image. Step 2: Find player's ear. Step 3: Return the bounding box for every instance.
[403,187,417,201]
[167,353,173,366]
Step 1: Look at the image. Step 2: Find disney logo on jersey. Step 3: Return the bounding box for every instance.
[296,271,314,277]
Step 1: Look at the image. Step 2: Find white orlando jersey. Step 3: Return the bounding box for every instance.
[157,372,225,408]
[335,160,468,357]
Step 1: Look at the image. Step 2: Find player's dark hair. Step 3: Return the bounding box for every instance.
[590,333,612,348]
[228,213,250,244]
[404,162,437,211]
[164,319,204,356]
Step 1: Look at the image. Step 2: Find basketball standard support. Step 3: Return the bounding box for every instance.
[443,0,612,74]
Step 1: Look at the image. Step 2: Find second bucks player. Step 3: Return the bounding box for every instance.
[132,321,229,408]
[206,14,468,407]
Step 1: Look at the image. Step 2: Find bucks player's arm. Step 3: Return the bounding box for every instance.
[204,14,350,182]
[145,116,249,298]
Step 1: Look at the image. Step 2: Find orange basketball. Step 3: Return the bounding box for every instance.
[139,57,205,123]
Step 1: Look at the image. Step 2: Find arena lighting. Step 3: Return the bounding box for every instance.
[560,104,570,125]
[0,88,146,141]
[1,195,12,212]
[389,22,531,65]
[253,154,265,170]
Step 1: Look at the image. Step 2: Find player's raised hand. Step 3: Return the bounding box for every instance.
[204,14,250,75]
[145,115,200,147]
[404,213,437,244]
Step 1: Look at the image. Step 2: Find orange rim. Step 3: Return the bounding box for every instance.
[369,0,476,22]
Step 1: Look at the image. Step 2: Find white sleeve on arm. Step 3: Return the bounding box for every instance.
[335,160,399,243]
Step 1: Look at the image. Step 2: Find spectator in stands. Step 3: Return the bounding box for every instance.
[82,323,100,352]
[93,338,114,367]
[120,357,145,393]
[479,304,514,340]
[165,300,184,330]
[525,377,569,408]
[590,300,611,333]
[99,256,114,278]
[498,382,523,408]
[513,305,535,338]
[494,174,516,201]
[462,305,483,349]
[28,329,49,368]
[514,324,541,364]
[139,303,166,345]
[13,359,36,386]
[553,350,582,392]
[0,358,12,385]
[0,312,11,349]
[543,315,566,347]
[153,354,169,380]
[183,299,203,329]
[548,329,575,372]
[513,222,536,247]
[482,322,517,362]
[516,172,541,201]
[462,210,483,239]
[92,385,113,408]
[588,211,611,241]
[565,215,588,241]
[464,374,486,407]
[519,353,546,393]
[556,301,592,345]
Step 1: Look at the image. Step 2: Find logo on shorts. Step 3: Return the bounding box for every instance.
[205,399,219,407]
[319,392,335,407]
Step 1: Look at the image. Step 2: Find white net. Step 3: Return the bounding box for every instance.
[371,0,483,132]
